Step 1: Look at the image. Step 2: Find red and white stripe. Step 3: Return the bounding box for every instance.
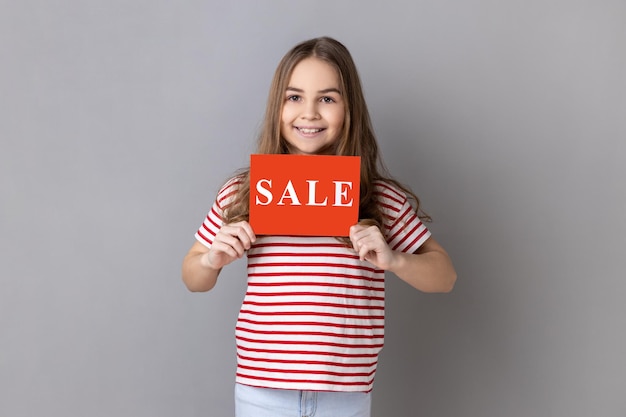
[195,179,430,392]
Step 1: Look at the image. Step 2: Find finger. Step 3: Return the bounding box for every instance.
[214,233,246,257]
[349,224,366,239]
[352,224,381,240]
[358,245,370,261]
[206,245,237,270]
[221,222,256,249]
[349,225,366,250]
[237,221,257,243]
[351,236,369,260]
[212,239,243,259]
[233,222,256,249]
[350,234,362,255]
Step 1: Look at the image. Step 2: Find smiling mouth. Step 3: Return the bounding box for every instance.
[297,127,325,134]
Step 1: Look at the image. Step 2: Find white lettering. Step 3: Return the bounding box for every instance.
[277,180,302,206]
[332,181,353,207]
[306,180,328,206]
[255,179,273,205]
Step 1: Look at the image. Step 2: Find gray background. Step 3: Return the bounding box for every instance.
[1,1,625,416]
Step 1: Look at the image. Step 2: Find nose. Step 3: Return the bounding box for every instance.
[301,100,320,120]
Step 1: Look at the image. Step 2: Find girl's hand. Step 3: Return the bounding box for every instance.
[349,223,395,270]
[204,221,256,270]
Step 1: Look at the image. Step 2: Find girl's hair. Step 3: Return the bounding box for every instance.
[223,36,430,226]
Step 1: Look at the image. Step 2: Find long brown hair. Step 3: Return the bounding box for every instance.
[223,36,430,226]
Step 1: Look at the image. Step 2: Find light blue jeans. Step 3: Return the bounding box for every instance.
[235,383,372,417]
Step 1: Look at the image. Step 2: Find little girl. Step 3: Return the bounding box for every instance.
[182,36,456,417]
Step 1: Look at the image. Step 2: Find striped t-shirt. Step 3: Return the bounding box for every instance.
[195,177,431,392]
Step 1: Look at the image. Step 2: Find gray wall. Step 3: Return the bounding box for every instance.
[1,1,625,416]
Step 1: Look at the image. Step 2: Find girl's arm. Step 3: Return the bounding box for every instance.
[388,237,457,293]
[349,224,456,293]
[182,221,256,292]
[182,242,221,292]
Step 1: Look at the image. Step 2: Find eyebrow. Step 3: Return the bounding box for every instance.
[286,86,342,95]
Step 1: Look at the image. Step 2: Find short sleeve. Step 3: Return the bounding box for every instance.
[375,181,431,254]
[194,177,242,248]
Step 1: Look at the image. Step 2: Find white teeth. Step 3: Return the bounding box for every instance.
[298,128,323,134]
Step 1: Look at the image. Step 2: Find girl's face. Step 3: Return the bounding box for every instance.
[280,57,345,155]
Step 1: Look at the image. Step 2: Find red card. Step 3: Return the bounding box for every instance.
[249,154,361,236]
